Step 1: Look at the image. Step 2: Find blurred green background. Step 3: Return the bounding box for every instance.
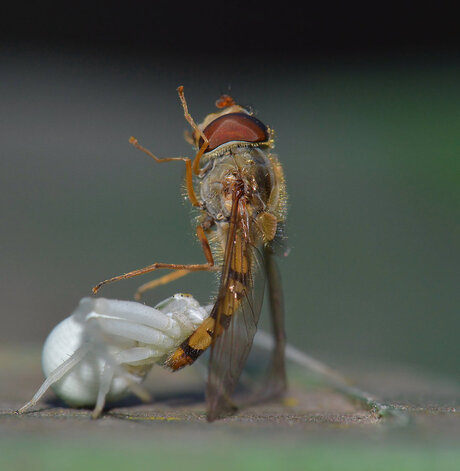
[1,45,458,381]
[1,4,459,469]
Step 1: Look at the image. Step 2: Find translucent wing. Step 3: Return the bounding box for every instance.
[206,192,267,421]
[261,246,287,398]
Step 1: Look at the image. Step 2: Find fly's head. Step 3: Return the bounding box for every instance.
[190,93,274,158]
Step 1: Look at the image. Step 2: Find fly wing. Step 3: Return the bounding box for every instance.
[261,245,287,398]
[206,195,266,421]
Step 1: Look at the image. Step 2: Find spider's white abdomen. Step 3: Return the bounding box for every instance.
[41,313,143,406]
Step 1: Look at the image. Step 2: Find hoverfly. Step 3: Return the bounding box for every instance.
[93,87,288,421]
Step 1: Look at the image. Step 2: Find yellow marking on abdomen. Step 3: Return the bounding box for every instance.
[166,234,252,370]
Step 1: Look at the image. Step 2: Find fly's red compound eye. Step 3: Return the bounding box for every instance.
[199,113,269,152]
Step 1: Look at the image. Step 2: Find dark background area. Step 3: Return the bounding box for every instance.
[1,2,459,383]
[2,1,459,57]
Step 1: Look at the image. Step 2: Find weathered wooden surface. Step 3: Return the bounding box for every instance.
[0,344,458,470]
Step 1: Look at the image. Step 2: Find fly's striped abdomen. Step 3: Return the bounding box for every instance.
[165,233,251,370]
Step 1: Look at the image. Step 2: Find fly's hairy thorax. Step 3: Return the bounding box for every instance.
[198,146,286,251]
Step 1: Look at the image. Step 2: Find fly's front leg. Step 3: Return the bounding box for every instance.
[176,86,209,175]
[129,137,200,207]
[93,225,216,294]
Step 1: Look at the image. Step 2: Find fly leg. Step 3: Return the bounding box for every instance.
[176,86,209,175]
[93,225,216,294]
[129,87,210,202]
[129,136,200,207]
[134,220,214,300]
[134,269,191,301]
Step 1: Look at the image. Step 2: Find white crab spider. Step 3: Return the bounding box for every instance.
[18,293,211,418]
[18,293,402,422]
